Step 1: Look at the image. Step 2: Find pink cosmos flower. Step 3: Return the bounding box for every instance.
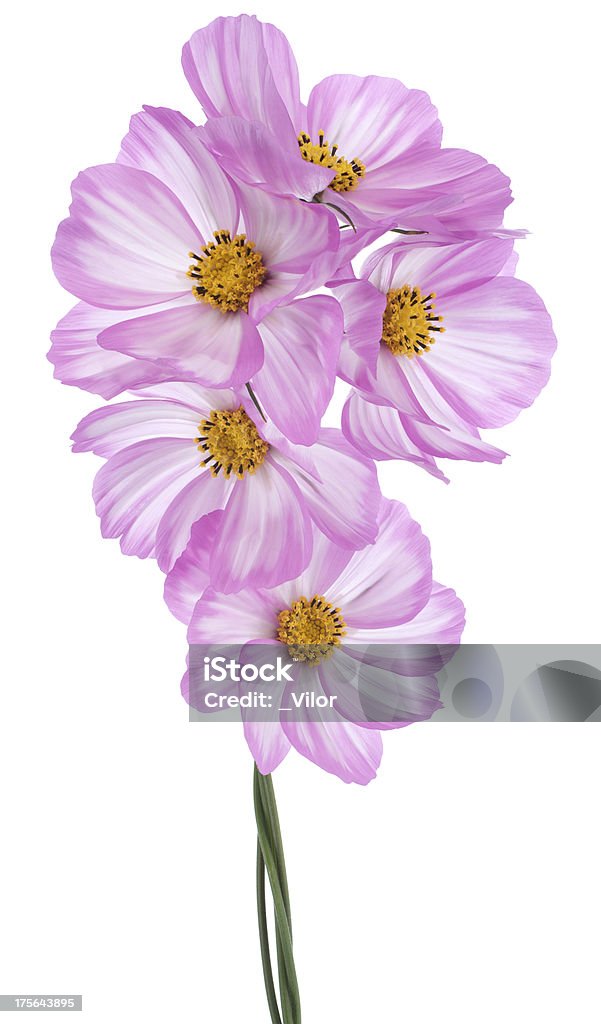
[183,15,514,243]
[168,499,465,784]
[51,106,341,443]
[71,383,380,593]
[335,237,556,478]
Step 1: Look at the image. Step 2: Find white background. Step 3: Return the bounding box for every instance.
[1,1,599,1021]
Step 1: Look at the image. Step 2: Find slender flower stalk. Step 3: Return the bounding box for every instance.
[246,381,267,422]
[253,765,301,1024]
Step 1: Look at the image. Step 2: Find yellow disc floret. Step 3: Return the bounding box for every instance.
[297,131,365,193]
[382,285,445,358]
[277,595,347,663]
[196,407,269,479]
[188,230,267,313]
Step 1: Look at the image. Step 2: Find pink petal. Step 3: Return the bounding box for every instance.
[71,398,202,457]
[426,153,512,234]
[307,75,441,168]
[328,500,432,629]
[156,471,232,572]
[343,308,509,466]
[342,390,448,481]
[245,720,291,775]
[363,236,515,298]
[336,217,395,266]
[239,638,293,773]
[274,527,355,603]
[117,106,239,240]
[252,296,342,444]
[240,186,340,319]
[348,582,465,644]
[182,15,301,138]
[333,279,386,384]
[500,249,520,276]
[364,344,437,421]
[92,438,200,558]
[355,147,512,230]
[403,410,507,464]
[52,165,202,308]
[281,429,380,548]
[422,276,556,428]
[282,715,383,785]
[131,382,236,410]
[209,460,313,594]
[390,359,508,464]
[187,587,281,644]
[49,301,171,399]
[99,302,264,388]
[163,512,223,624]
[198,117,333,200]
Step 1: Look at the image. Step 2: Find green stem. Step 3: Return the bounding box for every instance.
[254,765,301,1024]
[254,773,298,1017]
[256,840,283,1024]
[264,777,294,1024]
[261,773,292,927]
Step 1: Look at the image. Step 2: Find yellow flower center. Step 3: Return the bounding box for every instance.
[277,595,347,663]
[297,131,366,193]
[196,407,269,479]
[187,231,267,313]
[382,285,445,358]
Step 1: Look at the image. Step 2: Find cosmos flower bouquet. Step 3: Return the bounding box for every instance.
[50,15,556,1022]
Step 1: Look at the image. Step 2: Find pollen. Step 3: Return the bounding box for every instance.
[187,230,267,313]
[196,407,269,479]
[297,131,365,193]
[382,285,445,358]
[277,595,347,663]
